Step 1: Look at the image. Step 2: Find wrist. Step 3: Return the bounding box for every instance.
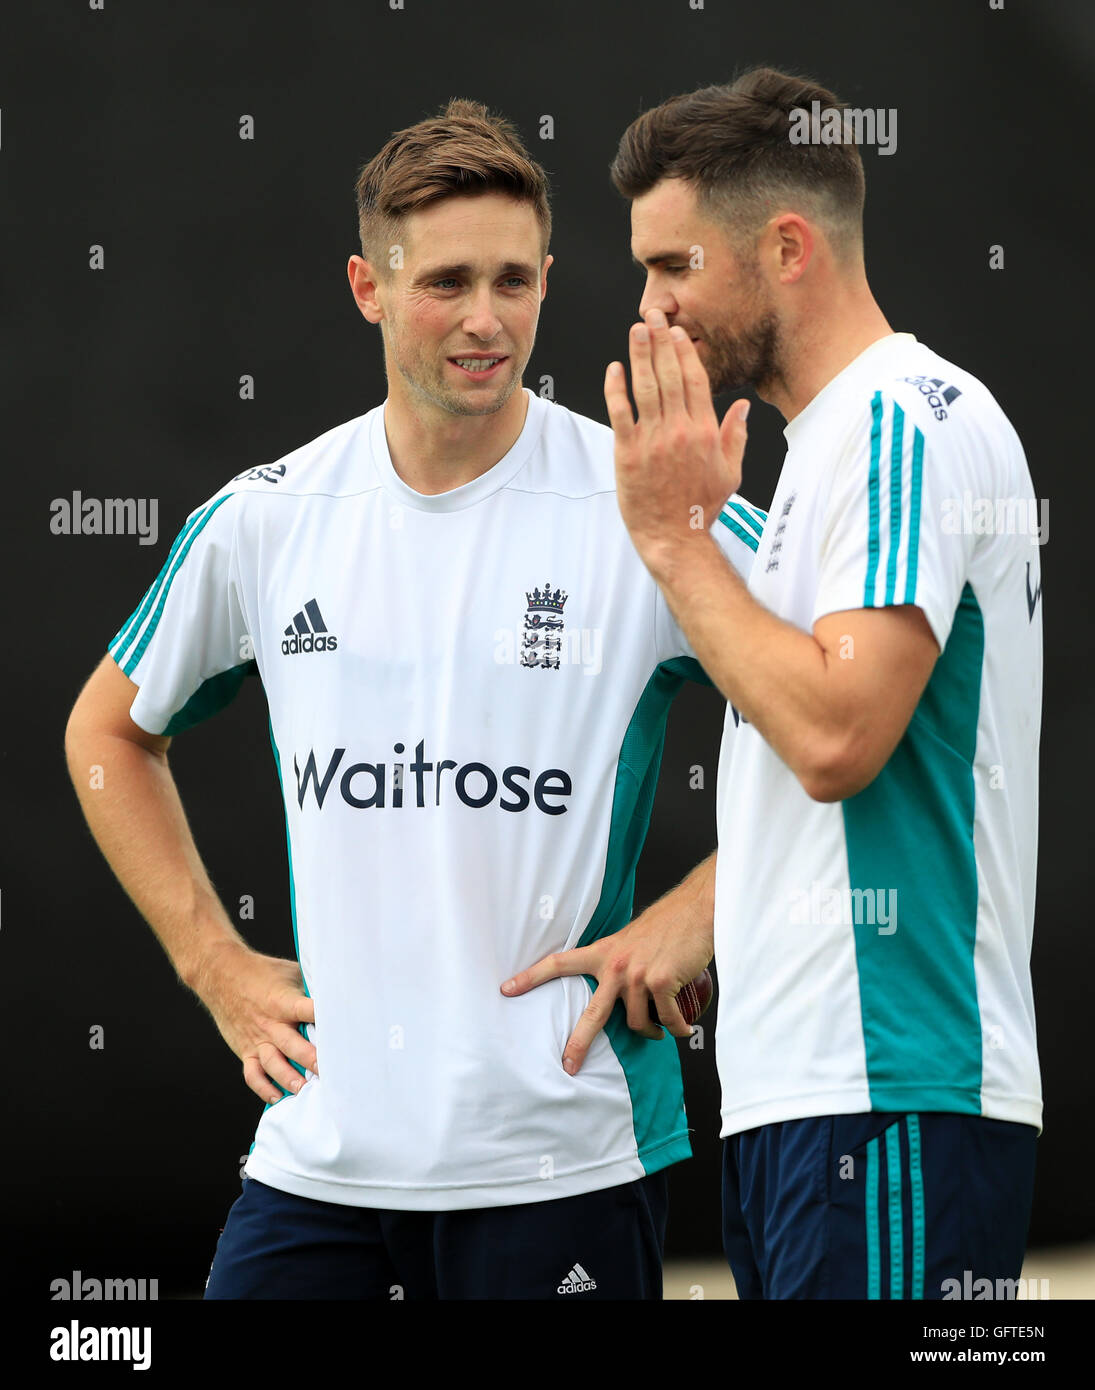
[178,929,249,997]
[639,528,719,589]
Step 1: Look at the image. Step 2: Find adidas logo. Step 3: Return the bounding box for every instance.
[899,374,963,421]
[556,1262,597,1295]
[282,599,338,655]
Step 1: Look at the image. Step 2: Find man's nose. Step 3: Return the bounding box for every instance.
[462,287,503,339]
[637,280,677,324]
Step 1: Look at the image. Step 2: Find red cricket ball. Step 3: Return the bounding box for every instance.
[647,967,713,1027]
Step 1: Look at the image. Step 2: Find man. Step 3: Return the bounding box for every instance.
[509,67,1042,1299]
[64,98,764,1299]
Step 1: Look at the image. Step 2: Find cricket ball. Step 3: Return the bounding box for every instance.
[648,967,713,1027]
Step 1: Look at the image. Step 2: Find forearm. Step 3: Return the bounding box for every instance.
[65,730,247,989]
[638,849,717,957]
[647,534,844,786]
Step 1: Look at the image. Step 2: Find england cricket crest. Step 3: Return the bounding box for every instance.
[521,581,568,670]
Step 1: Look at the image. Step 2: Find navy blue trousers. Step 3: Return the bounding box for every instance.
[205,1171,668,1300]
[723,1111,1038,1299]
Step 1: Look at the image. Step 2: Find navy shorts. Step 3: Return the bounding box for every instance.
[722,1111,1038,1300]
[204,1170,668,1300]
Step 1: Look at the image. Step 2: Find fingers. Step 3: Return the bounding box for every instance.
[645,990,693,1041]
[271,1018,319,1077]
[603,361,636,448]
[628,321,662,421]
[561,980,622,1075]
[621,973,675,1040]
[500,945,594,998]
[242,1048,305,1106]
[670,325,716,422]
[645,308,686,415]
[605,309,697,445]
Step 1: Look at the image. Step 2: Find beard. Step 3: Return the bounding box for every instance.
[384,322,527,418]
[398,356,525,417]
[699,301,784,398]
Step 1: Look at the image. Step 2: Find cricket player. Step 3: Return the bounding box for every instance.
[510,67,1043,1299]
[64,98,764,1299]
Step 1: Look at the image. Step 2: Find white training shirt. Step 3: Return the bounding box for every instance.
[713,333,1043,1137]
[108,388,765,1209]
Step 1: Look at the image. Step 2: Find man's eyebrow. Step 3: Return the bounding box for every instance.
[631,250,685,269]
[414,260,540,281]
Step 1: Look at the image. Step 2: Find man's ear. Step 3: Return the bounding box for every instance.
[769,214,813,285]
[540,252,554,301]
[348,255,385,324]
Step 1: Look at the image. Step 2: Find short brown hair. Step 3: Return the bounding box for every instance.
[354,98,551,270]
[610,67,866,260]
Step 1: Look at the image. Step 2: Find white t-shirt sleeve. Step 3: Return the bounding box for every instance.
[654,493,767,670]
[106,490,255,736]
[813,390,974,651]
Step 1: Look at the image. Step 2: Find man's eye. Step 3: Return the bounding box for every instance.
[664,265,687,274]
[503,276,527,287]
[434,278,459,290]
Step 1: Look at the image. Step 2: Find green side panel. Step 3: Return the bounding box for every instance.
[576,658,703,1174]
[842,583,985,1113]
[161,660,258,735]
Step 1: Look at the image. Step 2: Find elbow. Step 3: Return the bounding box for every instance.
[63,706,85,764]
[796,737,880,804]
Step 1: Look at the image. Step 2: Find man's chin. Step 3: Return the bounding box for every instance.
[438,377,520,417]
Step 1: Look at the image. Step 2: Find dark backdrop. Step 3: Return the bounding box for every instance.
[3,0,1091,1298]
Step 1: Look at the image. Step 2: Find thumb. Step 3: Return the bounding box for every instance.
[719,397,750,477]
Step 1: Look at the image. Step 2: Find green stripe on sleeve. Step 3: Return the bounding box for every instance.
[122,496,233,675]
[717,511,759,553]
[724,499,764,538]
[904,428,925,604]
[863,392,884,605]
[109,506,209,658]
[884,402,905,605]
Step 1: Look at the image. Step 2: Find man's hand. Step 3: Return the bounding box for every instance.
[604,307,750,566]
[501,855,716,1075]
[188,940,318,1104]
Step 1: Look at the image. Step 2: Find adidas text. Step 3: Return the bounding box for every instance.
[557,1263,597,1294]
[282,632,338,655]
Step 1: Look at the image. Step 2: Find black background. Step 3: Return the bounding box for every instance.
[3,0,1092,1297]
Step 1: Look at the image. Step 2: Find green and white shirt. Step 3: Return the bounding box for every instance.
[713,334,1043,1136]
[107,389,764,1209]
